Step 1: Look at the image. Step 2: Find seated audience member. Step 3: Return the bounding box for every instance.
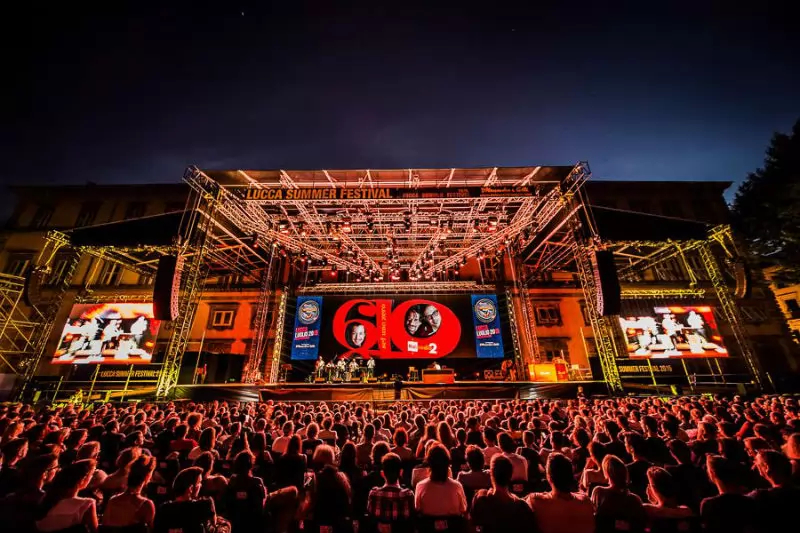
[0,437,28,496]
[188,426,219,461]
[498,432,528,484]
[700,455,756,533]
[748,450,800,533]
[192,451,228,499]
[623,432,653,500]
[169,424,197,454]
[0,453,58,532]
[153,467,217,533]
[304,445,352,531]
[302,422,323,458]
[221,450,267,533]
[367,452,415,528]
[390,427,415,462]
[100,446,142,494]
[338,442,364,489]
[526,453,594,533]
[782,432,800,484]
[276,435,308,490]
[414,443,468,517]
[102,455,157,531]
[579,441,607,495]
[518,430,545,489]
[272,421,294,455]
[482,427,501,463]
[36,459,99,533]
[471,455,536,533]
[591,455,646,533]
[664,439,712,511]
[449,428,468,474]
[642,467,695,533]
[456,445,492,500]
[357,424,377,469]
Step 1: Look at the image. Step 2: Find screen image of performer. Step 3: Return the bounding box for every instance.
[686,310,708,342]
[349,323,366,348]
[405,308,422,335]
[423,305,442,334]
[367,358,375,378]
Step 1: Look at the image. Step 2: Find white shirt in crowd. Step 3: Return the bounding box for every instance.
[503,451,528,481]
[483,445,501,463]
[414,477,468,516]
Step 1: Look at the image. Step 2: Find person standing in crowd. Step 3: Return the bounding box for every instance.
[367,452,415,527]
[102,455,157,530]
[700,455,756,533]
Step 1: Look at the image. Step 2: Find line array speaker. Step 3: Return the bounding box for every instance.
[592,250,621,316]
[153,255,183,321]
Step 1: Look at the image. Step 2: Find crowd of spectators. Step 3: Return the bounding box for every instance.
[0,394,798,533]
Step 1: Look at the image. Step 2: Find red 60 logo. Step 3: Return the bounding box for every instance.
[332,299,461,360]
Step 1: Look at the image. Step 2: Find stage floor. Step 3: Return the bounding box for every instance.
[173,380,608,403]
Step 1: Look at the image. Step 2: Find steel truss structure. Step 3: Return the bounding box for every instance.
[5,163,766,397]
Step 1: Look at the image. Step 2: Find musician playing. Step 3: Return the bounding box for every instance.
[348,359,359,380]
[367,358,375,378]
[325,360,336,381]
[315,357,325,379]
[336,358,346,380]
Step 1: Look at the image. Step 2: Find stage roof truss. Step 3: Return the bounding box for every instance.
[185,164,588,279]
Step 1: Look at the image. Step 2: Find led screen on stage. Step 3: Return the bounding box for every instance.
[290,295,505,361]
[52,303,161,364]
[619,305,728,359]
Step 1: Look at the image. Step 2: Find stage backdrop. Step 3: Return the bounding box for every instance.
[289,294,509,379]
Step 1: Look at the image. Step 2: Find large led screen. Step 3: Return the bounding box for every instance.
[290,295,505,361]
[619,305,728,359]
[52,303,160,364]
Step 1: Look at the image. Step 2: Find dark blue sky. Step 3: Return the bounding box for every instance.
[2,1,798,199]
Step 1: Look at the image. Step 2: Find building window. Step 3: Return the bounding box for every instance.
[207,303,240,330]
[211,310,235,328]
[124,202,146,220]
[75,202,100,227]
[98,261,122,286]
[784,298,800,319]
[47,257,73,286]
[534,304,562,326]
[539,338,569,362]
[4,254,32,277]
[30,205,54,229]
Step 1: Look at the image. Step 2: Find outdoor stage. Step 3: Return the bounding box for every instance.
[172,380,608,403]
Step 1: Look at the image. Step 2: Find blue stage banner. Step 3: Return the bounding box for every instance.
[471,295,504,358]
[290,296,323,360]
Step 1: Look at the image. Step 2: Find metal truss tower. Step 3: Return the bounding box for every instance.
[698,242,763,388]
[155,198,215,398]
[267,289,289,383]
[242,251,276,383]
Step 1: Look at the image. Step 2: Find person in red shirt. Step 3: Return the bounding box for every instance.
[169,424,198,453]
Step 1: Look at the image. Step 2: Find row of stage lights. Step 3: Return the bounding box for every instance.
[271,215,502,237]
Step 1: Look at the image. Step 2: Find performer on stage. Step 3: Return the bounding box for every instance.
[325,360,336,381]
[348,359,359,380]
[315,357,325,379]
[367,358,375,378]
[336,358,346,380]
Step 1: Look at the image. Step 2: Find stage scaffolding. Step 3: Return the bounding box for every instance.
[4,163,766,398]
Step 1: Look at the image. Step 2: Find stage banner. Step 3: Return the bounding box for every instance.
[290,296,323,360]
[471,295,504,358]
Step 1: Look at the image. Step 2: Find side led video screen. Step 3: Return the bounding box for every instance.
[619,305,728,358]
[52,303,160,364]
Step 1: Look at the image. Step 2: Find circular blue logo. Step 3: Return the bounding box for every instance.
[474,298,497,323]
[298,300,320,325]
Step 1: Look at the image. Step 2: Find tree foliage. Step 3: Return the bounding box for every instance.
[732,119,800,284]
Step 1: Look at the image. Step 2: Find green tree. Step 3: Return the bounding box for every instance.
[732,119,800,284]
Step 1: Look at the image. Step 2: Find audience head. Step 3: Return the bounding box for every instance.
[426,443,451,482]
[466,445,485,472]
[546,453,573,493]
[602,455,629,489]
[173,466,204,500]
[489,454,514,489]
[380,452,403,485]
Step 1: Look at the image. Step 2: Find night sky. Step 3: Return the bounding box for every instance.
[3,2,798,199]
